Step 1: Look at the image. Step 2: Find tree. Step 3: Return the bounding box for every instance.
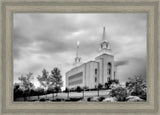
[98,83,103,89]
[109,86,127,101]
[76,86,82,92]
[47,86,55,98]
[82,86,88,99]
[37,69,51,99]
[64,87,70,99]
[126,75,147,100]
[18,72,34,101]
[104,79,119,89]
[50,67,63,97]
[97,83,103,96]
[13,83,21,101]
[36,87,44,100]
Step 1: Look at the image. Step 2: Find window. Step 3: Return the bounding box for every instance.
[95,68,97,75]
[95,77,97,82]
[107,77,111,81]
[68,72,83,80]
[107,62,112,75]
[101,44,103,49]
[68,79,83,86]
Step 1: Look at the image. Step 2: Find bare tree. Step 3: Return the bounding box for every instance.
[37,69,51,99]
[37,68,63,100]
[50,67,63,97]
[18,72,34,101]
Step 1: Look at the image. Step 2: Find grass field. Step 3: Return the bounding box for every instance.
[16,90,110,101]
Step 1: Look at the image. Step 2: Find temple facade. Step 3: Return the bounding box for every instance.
[66,27,117,89]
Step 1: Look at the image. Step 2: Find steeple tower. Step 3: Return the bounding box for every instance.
[102,27,107,42]
[99,27,113,55]
[76,41,80,59]
[74,41,81,66]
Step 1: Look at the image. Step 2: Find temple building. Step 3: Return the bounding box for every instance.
[65,27,117,89]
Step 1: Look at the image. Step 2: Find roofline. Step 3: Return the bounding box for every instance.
[95,53,114,59]
[66,60,99,74]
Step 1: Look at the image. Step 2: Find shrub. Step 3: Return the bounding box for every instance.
[76,86,82,92]
[13,83,24,100]
[126,75,147,100]
[83,86,89,91]
[70,97,82,101]
[98,97,105,101]
[70,88,75,92]
[55,98,63,101]
[98,83,103,89]
[109,86,128,101]
[87,97,91,102]
[47,87,55,94]
[64,88,69,92]
[104,79,119,89]
[104,83,110,89]
[39,98,46,102]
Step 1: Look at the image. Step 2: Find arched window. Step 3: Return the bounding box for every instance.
[95,69,97,75]
[101,44,103,49]
[107,62,112,75]
[95,69,97,83]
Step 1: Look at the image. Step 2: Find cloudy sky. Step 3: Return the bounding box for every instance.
[13,13,147,88]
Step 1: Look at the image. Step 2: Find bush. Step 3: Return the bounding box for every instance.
[54,86,61,93]
[90,88,97,91]
[47,87,55,94]
[75,86,82,92]
[51,98,63,102]
[87,97,91,101]
[39,98,46,102]
[70,88,75,92]
[98,83,103,89]
[104,83,110,89]
[64,88,69,92]
[104,79,119,89]
[70,97,82,101]
[109,86,128,101]
[64,97,82,102]
[13,83,24,100]
[83,86,89,91]
[126,75,147,100]
[98,97,105,101]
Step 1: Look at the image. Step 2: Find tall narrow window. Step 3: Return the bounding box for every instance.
[95,69,97,75]
[95,69,97,83]
[107,62,112,75]
[95,77,97,82]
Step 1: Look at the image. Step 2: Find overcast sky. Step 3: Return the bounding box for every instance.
[13,13,147,88]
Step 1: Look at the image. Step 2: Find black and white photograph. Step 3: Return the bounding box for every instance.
[13,13,147,102]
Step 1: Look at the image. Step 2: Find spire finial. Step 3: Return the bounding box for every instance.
[73,40,81,66]
[76,41,80,57]
[102,27,106,41]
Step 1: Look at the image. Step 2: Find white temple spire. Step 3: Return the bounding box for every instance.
[99,27,113,56]
[102,27,106,41]
[102,26,108,42]
[74,41,81,66]
[76,41,80,58]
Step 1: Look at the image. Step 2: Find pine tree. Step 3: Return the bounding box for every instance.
[50,67,63,97]
[18,72,34,101]
[37,69,51,99]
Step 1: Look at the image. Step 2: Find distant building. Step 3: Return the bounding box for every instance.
[66,27,117,89]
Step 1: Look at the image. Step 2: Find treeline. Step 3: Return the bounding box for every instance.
[13,67,63,101]
[64,79,119,92]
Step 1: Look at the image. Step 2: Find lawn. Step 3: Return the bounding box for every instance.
[15,90,110,101]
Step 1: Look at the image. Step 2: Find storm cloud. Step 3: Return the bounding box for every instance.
[13,13,147,88]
